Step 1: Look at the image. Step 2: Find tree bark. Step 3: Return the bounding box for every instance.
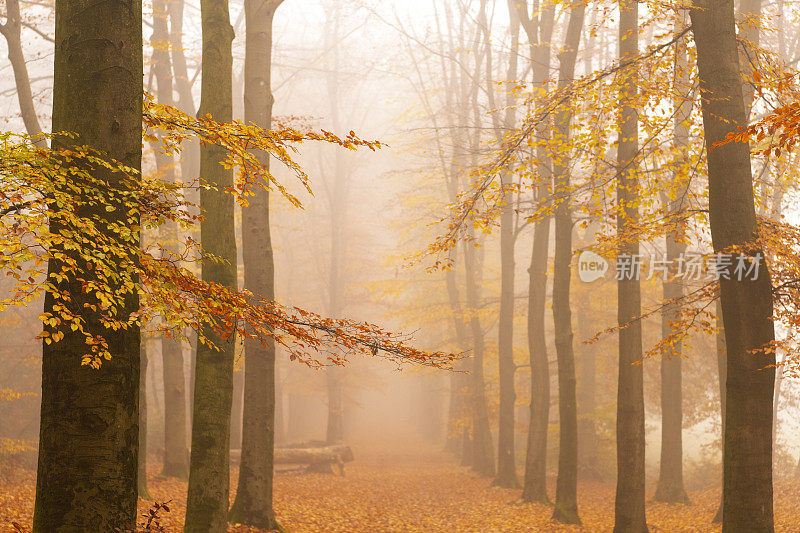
[228,0,283,528]
[32,0,143,528]
[614,0,648,530]
[551,1,585,524]
[691,2,776,530]
[654,14,690,505]
[184,0,237,529]
[520,0,555,504]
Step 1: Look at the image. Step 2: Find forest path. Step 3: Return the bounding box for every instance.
[4,442,800,531]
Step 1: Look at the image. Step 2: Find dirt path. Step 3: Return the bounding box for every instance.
[4,443,800,531]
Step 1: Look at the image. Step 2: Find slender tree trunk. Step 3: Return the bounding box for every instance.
[184,0,237,528]
[445,262,471,456]
[691,2,776,530]
[230,367,244,450]
[151,0,191,481]
[0,0,46,147]
[464,239,495,477]
[576,298,599,479]
[169,0,201,185]
[32,0,143,528]
[492,1,522,489]
[520,0,555,504]
[712,299,726,523]
[654,15,690,505]
[614,0,647,530]
[324,5,347,444]
[275,358,286,445]
[228,1,283,528]
[551,1,585,524]
[139,338,151,500]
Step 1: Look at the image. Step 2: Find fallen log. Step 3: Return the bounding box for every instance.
[275,444,354,465]
[231,443,354,476]
[275,444,354,475]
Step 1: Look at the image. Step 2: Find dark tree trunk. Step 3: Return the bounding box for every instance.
[614,0,647,530]
[519,0,555,504]
[32,0,143,528]
[654,14,691,505]
[691,2,776,530]
[551,1,585,524]
[184,0,237,528]
[228,0,283,528]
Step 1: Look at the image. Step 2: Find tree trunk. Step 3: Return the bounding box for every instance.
[614,0,647,530]
[0,0,46,147]
[184,0,237,528]
[464,239,495,477]
[139,338,151,500]
[654,14,690,505]
[691,2,776,530]
[520,0,555,504]
[712,0,762,518]
[151,0,191,481]
[576,300,599,479]
[712,299,726,523]
[492,0,522,490]
[231,367,244,451]
[169,0,201,185]
[32,0,143,528]
[228,1,283,528]
[445,263,471,457]
[324,4,347,444]
[551,2,585,524]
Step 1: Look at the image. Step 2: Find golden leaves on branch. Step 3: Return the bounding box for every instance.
[0,97,455,370]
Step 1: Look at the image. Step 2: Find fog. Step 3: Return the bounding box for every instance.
[2,0,800,530]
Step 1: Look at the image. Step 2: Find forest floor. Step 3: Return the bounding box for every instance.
[2,442,800,532]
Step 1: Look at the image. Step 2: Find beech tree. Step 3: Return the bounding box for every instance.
[32,0,143,528]
[228,0,284,528]
[518,0,555,504]
[691,0,776,529]
[184,0,239,528]
[614,0,648,529]
[550,0,585,524]
[151,0,190,481]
